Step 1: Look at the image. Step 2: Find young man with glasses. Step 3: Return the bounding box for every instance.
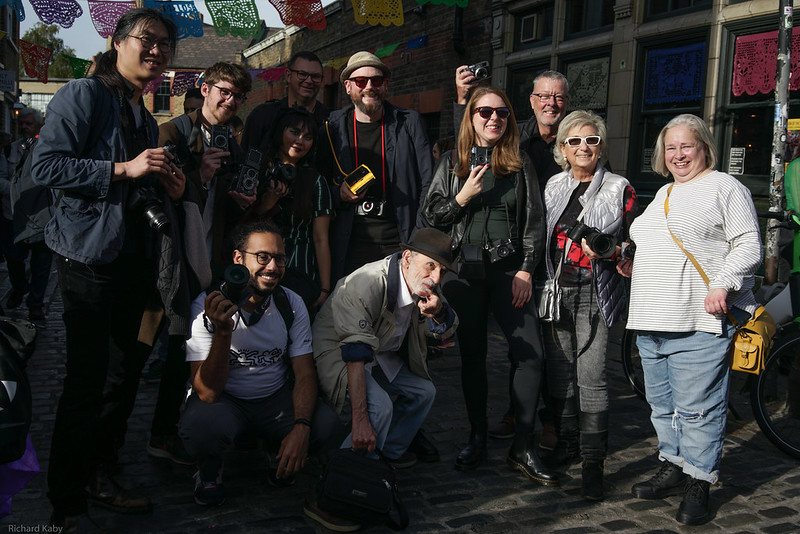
[179,220,340,507]
[242,51,330,154]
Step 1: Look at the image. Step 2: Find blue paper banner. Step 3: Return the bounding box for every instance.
[645,42,706,105]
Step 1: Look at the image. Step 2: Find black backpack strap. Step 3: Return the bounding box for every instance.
[273,285,296,384]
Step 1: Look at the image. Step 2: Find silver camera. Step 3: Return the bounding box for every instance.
[467,61,490,81]
[357,200,386,217]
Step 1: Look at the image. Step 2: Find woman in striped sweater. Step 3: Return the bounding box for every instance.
[621,114,761,526]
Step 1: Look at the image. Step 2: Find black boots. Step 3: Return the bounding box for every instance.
[579,411,608,501]
[677,478,711,525]
[506,431,560,486]
[455,427,487,471]
[631,461,687,499]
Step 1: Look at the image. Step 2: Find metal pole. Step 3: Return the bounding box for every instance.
[767,0,793,285]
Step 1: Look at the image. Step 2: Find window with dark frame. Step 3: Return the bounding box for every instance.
[645,0,712,20]
[507,62,550,125]
[513,2,554,51]
[565,0,614,38]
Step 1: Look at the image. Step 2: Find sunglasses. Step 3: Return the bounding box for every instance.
[348,76,386,89]
[563,135,601,147]
[473,106,510,120]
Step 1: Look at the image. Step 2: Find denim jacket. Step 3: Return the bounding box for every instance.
[31,77,159,265]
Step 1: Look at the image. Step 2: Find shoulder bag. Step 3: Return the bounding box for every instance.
[664,184,775,374]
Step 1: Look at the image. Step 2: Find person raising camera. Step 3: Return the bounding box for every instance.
[422,86,557,486]
[247,109,333,313]
[30,8,183,529]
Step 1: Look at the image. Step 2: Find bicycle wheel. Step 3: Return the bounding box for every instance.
[750,329,800,460]
[621,329,647,400]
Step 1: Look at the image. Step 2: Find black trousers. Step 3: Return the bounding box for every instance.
[48,253,154,515]
[443,257,545,433]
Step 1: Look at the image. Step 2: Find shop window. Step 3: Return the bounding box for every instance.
[154,79,171,114]
[565,0,614,39]
[645,0,711,19]
[628,38,707,197]
[513,3,553,51]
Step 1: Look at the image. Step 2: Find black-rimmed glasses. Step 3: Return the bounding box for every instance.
[127,34,171,54]
[531,92,567,104]
[241,251,287,267]
[289,68,323,83]
[211,85,247,104]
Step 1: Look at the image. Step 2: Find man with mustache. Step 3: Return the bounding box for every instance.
[316,51,434,284]
[179,220,339,507]
[309,228,458,499]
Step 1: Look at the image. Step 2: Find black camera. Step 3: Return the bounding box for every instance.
[129,185,170,234]
[229,148,263,196]
[620,241,636,260]
[357,200,387,217]
[162,143,188,168]
[566,221,616,259]
[469,146,490,170]
[267,161,297,195]
[210,124,233,171]
[219,264,253,309]
[484,238,516,263]
[466,61,490,81]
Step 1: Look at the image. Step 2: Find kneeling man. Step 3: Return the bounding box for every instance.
[312,228,458,466]
[180,221,339,506]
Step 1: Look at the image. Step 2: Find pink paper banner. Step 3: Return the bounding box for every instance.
[144,73,166,95]
[732,27,800,96]
[255,67,287,82]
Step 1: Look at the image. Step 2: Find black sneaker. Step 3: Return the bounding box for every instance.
[386,450,417,469]
[147,434,194,465]
[193,471,225,506]
[677,478,711,525]
[304,491,361,532]
[631,461,687,499]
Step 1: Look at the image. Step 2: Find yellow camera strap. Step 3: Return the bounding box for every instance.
[324,120,348,185]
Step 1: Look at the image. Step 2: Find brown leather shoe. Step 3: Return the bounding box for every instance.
[87,465,152,514]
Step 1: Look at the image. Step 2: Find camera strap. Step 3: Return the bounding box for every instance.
[353,112,386,197]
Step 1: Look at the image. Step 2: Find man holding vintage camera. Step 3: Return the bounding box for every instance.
[178,220,339,507]
[316,51,433,284]
[159,61,254,277]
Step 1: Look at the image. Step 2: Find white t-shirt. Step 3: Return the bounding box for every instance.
[186,288,313,400]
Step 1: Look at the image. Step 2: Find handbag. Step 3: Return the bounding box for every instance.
[317,448,409,530]
[664,185,775,374]
[455,243,485,280]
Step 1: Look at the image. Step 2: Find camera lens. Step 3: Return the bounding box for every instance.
[498,245,510,258]
[586,232,616,258]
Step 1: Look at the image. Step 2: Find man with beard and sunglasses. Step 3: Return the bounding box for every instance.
[316,51,433,285]
[178,220,340,507]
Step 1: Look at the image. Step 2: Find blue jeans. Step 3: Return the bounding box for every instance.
[341,363,436,459]
[636,309,747,483]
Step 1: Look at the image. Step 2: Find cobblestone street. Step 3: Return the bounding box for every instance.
[1,265,800,533]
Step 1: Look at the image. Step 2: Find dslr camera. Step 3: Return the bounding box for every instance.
[129,183,170,234]
[620,241,636,260]
[466,61,490,81]
[162,142,188,168]
[266,161,296,196]
[219,264,253,310]
[356,200,386,218]
[566,221,616,259]
[469,146,490,170]
[229,148,263,196]
[484,238,516,263]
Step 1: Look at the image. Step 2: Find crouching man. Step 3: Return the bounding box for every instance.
[179,221,340,506]
[312,228,457,460]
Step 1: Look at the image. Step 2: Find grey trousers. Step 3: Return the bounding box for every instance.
[543,283,609,414]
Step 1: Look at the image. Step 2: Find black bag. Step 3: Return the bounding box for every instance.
[317,449,409,530]
[455,243,485,280]
[0,317,38,463]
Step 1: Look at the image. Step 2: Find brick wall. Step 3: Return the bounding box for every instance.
[242,1,493,142]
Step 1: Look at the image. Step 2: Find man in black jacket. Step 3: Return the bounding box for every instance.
[316,51,433,284]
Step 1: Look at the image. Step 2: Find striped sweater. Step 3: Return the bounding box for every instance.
[627,171,761,335]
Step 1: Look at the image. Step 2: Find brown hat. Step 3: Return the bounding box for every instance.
[400,228,454,271]
[340,51,391,84]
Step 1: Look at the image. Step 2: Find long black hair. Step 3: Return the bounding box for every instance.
[93,8,177,92]
[269,109,318,221]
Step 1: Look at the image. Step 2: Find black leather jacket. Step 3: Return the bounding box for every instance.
[421,150,545,273]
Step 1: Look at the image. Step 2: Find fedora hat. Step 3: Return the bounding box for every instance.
[340,51,391,84]
[400,228,454,271]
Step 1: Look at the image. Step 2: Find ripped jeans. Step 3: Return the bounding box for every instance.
[636,309,748,484]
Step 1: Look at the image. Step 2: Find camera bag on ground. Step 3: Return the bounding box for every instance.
[317,448,409,530]
[0,318,37,463]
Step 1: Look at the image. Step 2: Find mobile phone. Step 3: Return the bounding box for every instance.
[344,164,376,195]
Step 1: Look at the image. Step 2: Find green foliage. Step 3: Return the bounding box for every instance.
[19,22,78,79]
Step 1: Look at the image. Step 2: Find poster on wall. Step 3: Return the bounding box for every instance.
[0,71,16,93]
[566,57,609,111]
[645,42,705,105]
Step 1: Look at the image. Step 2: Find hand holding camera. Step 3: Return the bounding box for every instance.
[455,62,490,105]
[456,159,489,207]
